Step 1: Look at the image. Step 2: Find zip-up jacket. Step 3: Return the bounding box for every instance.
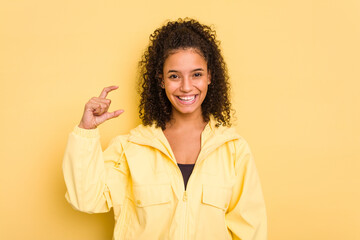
[63,119,267,239]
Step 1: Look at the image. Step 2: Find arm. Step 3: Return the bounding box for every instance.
[63,85,127,213]
[62,126,129,213]
[226,139,267,240]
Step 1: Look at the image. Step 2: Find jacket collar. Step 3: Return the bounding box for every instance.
[127,117,240,164]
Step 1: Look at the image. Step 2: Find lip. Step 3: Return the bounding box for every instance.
[176,94,197,105]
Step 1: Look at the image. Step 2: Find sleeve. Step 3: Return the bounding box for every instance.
[62,126,129,214]
[225,138,267,240]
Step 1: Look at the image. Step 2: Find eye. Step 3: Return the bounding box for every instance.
[194,72,202,77]
[169,74,178,79]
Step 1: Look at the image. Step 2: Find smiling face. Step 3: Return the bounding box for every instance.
[162,48,211,119]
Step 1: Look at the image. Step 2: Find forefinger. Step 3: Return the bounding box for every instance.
[99,85,119,99]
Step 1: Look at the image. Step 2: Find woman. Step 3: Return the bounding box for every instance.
[63,18,267,239]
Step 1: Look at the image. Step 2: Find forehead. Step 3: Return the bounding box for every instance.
[163,48,207,71]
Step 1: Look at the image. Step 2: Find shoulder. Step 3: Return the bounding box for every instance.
[212,124,247,145]
[213,125,252,155]
[109,124,158,147]
[108,134,130,147]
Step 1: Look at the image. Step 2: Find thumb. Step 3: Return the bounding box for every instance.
[95,109,124,125]
[107,109,124,120]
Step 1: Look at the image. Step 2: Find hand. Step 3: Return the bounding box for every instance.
[78,86,124,129]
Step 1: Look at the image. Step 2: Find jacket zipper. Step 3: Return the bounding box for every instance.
[174,163,188,240]
[182,190,188,240]
[179,151,202,240]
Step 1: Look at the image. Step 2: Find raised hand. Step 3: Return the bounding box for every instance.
[78,86,124,129]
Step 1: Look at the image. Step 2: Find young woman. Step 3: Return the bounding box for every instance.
[63,18,267,240]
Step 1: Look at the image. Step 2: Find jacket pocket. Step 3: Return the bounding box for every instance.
[197,184,233,240]
[130,183,173,236]
[202,184,232,211]
[133,183,172,207]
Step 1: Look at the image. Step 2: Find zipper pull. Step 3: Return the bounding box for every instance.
[183,191,188,202]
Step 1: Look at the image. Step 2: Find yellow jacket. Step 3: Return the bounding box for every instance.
[63,119,267,240]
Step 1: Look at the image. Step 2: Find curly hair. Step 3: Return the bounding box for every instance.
[138,18,232,129]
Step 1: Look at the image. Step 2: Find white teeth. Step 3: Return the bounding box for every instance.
[178,95,195,101]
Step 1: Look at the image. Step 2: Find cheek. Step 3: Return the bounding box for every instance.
[164,84,176,93]
[164,84,177,100]
[198,81,209,93]
[164,80,181,92]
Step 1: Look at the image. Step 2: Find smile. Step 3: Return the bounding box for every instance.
[176,95,197,104]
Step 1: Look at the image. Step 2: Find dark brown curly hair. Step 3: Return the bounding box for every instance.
[138,18,232,129]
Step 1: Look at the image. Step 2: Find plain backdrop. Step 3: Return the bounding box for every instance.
[0,0,359,239]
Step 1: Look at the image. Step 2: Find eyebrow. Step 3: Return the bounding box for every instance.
[167,68,205,74]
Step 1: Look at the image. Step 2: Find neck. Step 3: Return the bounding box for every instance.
[165,110,207,130]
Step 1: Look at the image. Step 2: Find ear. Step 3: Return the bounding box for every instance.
[207,70,211,85]
[158,74,164,88]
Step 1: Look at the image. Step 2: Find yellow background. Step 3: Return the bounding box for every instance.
[1,0,359,239]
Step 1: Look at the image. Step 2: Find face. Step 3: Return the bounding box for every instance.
[162,48,211,118]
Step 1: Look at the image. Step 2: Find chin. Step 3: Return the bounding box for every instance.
[172,106,202,116]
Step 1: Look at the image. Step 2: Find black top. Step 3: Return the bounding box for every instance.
[178,163,195,190]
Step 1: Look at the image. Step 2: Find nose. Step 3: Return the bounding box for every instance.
[180,76,192,92]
